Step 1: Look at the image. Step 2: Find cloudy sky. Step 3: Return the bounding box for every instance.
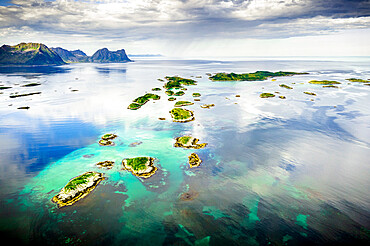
[0,0,369,57]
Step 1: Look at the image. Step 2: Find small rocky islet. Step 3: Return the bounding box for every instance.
[98,133,117,146]
[122,157,157,178]
[188,153,202,168]
[52,171,105,208]
[170,108,195,123]
[96,160,115,169]
[174,136,207,149]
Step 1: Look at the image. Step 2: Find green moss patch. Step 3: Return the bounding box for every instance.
[64,172,96,191]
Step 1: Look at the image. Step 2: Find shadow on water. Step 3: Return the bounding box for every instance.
[0,66,71,77]
[95,66,127,75]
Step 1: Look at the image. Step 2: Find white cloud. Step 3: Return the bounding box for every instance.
[0,0,369,56]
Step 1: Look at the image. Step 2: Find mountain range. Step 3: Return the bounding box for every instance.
[0,43,132,66]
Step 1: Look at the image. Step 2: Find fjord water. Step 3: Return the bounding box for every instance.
[0,58,369,245]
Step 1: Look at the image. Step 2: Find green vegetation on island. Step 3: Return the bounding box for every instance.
[128,103,142,110]
[163,76,197,90]
[168,97,176,101]
[165,90,174,96]
[345,78,370,83]
[174,91,185,96]
[99,133,117,146]
[279,96,286,99]
[188,153,202,168]
[308,80,341,85]
[52,171,104,208]
[101,133,117,140]
[192,93,201,97]
[174,101,194,107]
[152,87,161,91]
[209,71,308,81]
[260,93,275,98]
[279,84,293,89]
[174,136,207,149]
[304,91,316,96]
[323,85,339,88]
[128,93,160,110]
[170,108,195,122]
[122,157,157,178]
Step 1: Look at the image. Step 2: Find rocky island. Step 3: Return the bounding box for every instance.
[209,71,308,81]
[52,171,104,208]
[188,153,202,168]
[122,157,157,178]
[170,108,195,122]
[174,136,207,149]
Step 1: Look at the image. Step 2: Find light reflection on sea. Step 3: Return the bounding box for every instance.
[0,58,369,245]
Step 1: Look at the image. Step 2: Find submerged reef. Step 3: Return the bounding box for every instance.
[170,108,195,122]
[174,136,207,149]
[188,153,202,168]
[122,157,157,178]
[52,171,104,208]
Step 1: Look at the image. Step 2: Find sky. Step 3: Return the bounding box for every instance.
[0,0,369,57]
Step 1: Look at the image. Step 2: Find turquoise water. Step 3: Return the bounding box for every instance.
[0,59,369,245]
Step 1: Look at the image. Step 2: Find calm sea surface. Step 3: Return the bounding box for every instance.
[0,58,369,245]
